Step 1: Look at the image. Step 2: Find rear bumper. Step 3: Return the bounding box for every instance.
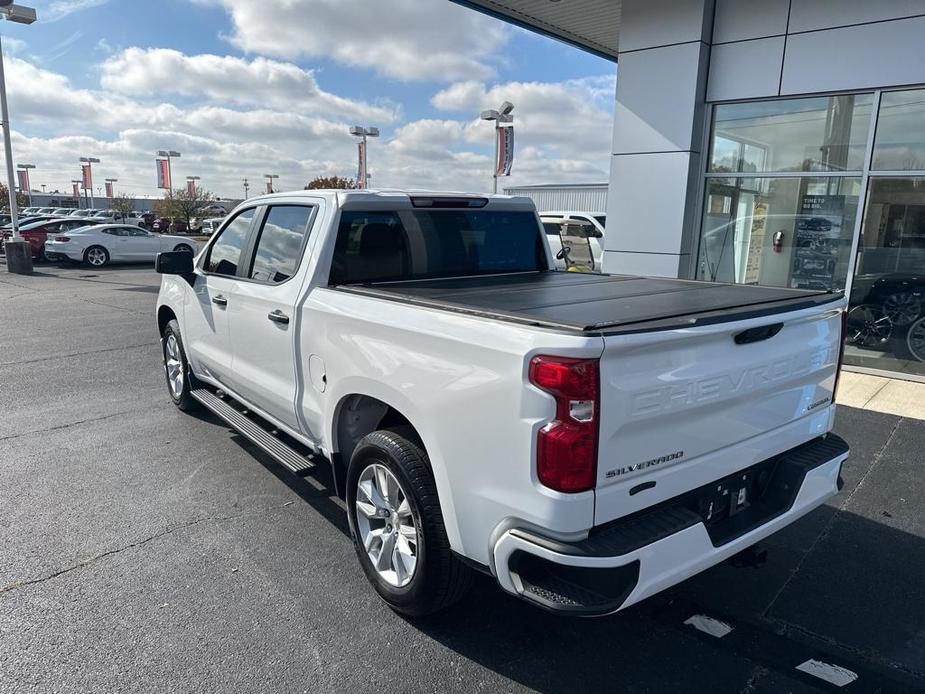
[491,434,849,615]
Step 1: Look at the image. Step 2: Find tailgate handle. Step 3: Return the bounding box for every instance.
[734,323,783,345]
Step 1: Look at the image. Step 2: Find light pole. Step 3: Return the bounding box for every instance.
[186,176,200,195]
[105,177,117,200]
[242,178,250,199]
[264,173,279,194]
[71,179,82,208]
[17,163,34,207]
[0,2,37,274]
[349,126,379,189]
[79,156,100,209]
[157,150,181,192]
[479,101,514,194]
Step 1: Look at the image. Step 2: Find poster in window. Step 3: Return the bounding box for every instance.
[790,195,845,290]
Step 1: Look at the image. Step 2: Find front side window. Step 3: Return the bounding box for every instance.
[249,205,314,283]
[710,95,872,174]
[205,208,255,276]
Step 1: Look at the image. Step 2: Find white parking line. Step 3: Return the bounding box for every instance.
[683,614,733,638]
[796,659,859,687]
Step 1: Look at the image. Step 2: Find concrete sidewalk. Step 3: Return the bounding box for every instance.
[837,371,925,420]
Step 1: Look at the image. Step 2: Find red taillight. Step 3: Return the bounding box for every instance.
[833,309,848,396]
[529,355,599,493]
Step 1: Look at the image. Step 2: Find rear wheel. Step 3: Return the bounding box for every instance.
[162,319,198,412]
[84,245,109,267]
[346,428,471,616]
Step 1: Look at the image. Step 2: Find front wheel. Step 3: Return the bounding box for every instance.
[162,319,199,412]
[346,428,471,616]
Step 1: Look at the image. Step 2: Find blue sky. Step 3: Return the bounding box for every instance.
[4,0,615,199]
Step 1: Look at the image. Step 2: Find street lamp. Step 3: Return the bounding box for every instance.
[185,175,200,196]
[105,177,117,200]
[79,156,100,209]
[264,173,279,194]
[71,179,82,208]
[480,101,514,194]
[17,163,35,207]
[156,150,181,192]
[0,2,37,274]
[242,178,250,199]
[349,126,379,189]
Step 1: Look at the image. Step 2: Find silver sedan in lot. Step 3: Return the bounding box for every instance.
[45,224,198,267]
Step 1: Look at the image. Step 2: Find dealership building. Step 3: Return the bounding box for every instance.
[457,0,925,382]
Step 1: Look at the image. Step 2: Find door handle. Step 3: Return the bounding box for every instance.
[267,309,290,325]
[211,294,228,307]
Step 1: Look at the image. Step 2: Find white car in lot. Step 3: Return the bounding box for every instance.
[45,224,197,267]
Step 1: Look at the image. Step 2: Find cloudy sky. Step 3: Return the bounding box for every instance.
[4,0,615,200]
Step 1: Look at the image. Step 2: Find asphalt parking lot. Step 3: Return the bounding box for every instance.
[1,262,923,693]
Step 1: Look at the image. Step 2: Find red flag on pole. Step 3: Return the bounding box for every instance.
[16,169,29,192]
[156,158,170,189]
[188,179,196,195]
[357,140,367,189]
[105,180,114,198]
[495,126,514,177]
[266,180,273,194]
[81,163,92,190]
[73,182,80,198]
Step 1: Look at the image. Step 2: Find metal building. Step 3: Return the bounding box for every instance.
[502,183,607,212]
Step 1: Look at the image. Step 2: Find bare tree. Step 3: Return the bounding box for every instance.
[111,193,133,221]
[155,187,216,231]
[305,176,358,190]
[0,183,29,211]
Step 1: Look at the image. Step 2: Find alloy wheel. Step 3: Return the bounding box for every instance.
[164,334,184,398]
[882,292,922,327]
[846,304,892,348]
[354,463,418,588]
[907,317,925,362]
[87,247,107,266]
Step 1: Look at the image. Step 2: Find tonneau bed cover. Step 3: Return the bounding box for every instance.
[334,272,843,335]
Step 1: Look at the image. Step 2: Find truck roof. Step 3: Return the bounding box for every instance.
[240,189,537,209]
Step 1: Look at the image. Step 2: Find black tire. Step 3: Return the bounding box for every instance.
[84,245,110,267]
[162,319,199,412]
[173,243,193,254]
[346,427,471,616]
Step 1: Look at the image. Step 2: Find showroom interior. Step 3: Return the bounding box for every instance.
[456,0,925,382]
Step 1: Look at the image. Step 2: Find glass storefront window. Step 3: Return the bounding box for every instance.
[872,89,925,170]
[710,95,872,174]
[697,177,860,291]
[846,177,925,377]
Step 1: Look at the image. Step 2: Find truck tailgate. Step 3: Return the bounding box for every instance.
[594,301,844,526]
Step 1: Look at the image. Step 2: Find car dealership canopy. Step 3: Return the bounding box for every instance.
[452,0,619,59]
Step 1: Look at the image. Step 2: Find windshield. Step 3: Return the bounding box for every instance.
[330,209,546,285]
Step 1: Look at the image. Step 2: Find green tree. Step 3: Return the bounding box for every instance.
[304,176,358,190]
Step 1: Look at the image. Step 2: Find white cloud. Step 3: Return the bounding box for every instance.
[100,48,398,122]
[42,0,109,22]
[432,78,615,161]
[195,0,509,82]
[6,52,611,200]
[2,38,27,55]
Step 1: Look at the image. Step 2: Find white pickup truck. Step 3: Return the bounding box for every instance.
[155,190,849,617]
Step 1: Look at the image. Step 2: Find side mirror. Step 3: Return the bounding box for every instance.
[156,250,194,275]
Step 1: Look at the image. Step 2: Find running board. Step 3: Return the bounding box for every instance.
[191,387,316,476]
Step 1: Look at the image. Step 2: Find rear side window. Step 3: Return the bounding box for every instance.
[249,205,314,283]
[206,208,255,276]
[330,209,545,284]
